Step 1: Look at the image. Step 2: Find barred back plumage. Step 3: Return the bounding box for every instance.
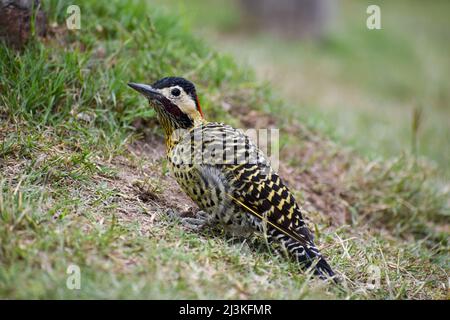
[128,77,336,280]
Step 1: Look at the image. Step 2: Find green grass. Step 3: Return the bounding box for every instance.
[0,0,449,299]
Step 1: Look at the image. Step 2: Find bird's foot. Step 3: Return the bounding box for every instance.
[166,208,210,232]
[180,210,210,231]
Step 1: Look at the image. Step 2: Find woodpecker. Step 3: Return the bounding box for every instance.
[128,77,335,280]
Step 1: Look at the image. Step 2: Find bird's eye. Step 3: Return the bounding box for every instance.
[171,88,181,97]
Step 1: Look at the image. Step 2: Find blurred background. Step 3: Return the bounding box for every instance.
[150,0,450,181]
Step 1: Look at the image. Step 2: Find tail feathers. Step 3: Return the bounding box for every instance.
[314,256,338,282]
[293,246,336,282]
[292,243,338,283]
[267,228,338,282]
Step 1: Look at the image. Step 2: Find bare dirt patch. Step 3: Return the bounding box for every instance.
[93,133,196,230]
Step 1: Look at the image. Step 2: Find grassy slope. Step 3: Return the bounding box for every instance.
[0,0,448,299]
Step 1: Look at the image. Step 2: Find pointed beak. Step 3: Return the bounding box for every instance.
[128,82,163,101]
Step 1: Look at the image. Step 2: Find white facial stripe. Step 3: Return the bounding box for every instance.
[158,86,200,120]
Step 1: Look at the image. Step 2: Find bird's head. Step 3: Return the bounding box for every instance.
[128,77,204,136]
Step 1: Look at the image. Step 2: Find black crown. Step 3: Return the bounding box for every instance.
[152,77,197,100]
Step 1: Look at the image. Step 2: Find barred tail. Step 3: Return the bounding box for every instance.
[268,228,337,282]
[314,255,336,280]
[294,241,337,282]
